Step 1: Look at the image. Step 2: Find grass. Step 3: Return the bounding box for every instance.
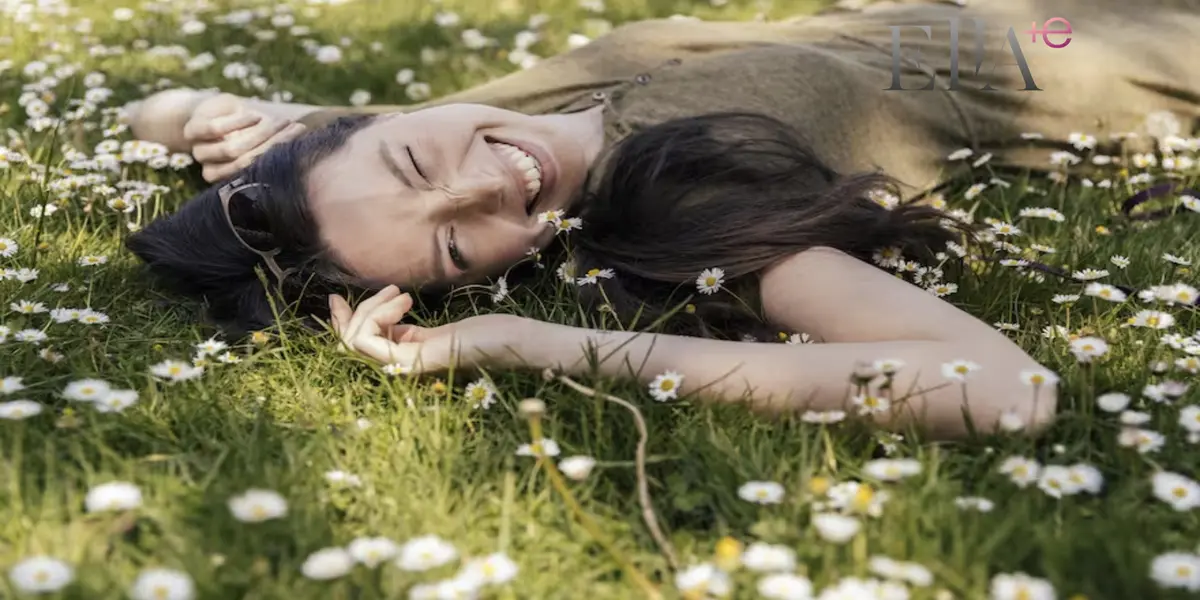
[2,0,1199,598]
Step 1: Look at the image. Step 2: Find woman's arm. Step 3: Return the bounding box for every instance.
[331,247,1057,439]
[515,247,1057,439]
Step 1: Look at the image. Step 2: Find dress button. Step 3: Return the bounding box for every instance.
[634,73,651,85]
[591,91,607,100]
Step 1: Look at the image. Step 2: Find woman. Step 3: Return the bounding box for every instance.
[123,0,1199,439]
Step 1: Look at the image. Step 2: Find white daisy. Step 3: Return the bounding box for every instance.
[129,569,194,600]
[738,481,785,504]
[301,547,354,580]
[8,556,74,594]
[348,537,399,568]
[227,489,288,522]
[396,535,458,572]
[648,370,684,402]
[696,268,725,295]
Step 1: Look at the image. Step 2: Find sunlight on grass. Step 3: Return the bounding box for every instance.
[2,0,1200,598]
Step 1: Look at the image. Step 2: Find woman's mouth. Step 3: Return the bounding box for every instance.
[487,141,543,213]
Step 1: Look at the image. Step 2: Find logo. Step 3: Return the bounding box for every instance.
[886,17,1072,91]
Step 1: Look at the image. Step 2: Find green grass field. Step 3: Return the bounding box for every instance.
[2,0,1199,598]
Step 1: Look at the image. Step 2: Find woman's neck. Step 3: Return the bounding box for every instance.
[542,105,607,166]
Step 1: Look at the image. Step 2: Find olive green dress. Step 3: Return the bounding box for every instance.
[298,0,1200,194]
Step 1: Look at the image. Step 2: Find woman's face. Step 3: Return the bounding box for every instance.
[306,103,602,289]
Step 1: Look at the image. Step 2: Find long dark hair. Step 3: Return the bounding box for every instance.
[127,111,959,338]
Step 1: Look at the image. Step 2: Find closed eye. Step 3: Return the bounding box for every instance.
[447,226,469,272]
[406,146,428,182]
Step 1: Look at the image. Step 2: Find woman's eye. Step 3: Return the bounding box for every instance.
[447,226,469,271]
[406,146,428,182]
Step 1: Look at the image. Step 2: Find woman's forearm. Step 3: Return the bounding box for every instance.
[522,321,1057,439]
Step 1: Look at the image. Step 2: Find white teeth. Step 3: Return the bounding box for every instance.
[488,141,542,201]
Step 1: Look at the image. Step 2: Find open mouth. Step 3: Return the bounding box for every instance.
[486,140,543,214]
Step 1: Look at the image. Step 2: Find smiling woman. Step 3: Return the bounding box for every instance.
[123,0,1200,438]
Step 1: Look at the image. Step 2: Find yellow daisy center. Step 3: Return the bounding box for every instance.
[659,380,675,391]
[704,277,717,286]
[1172,486,1187,498]
[586,268,600,277]
[954,365,969,374]
[153,585,169,599]
[34,570,49,583]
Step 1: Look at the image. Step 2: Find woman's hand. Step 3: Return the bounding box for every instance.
[182,93,307,183]
[327,285,538,373]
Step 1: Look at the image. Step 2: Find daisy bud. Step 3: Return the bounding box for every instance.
[558,455,596,480]
[850,364,879,385]
[518,398,546,417]
[541,368,556,382]
[713,536,743,572]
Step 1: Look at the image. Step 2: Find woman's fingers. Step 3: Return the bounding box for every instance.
[199,122,307,183]
[192,116,294,164]
[183,110,261,144]
[342,286,403,347]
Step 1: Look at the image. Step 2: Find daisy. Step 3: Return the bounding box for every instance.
[461,552,519,585]
[927,282,958,297]
[1151,471,1200,511]
[811,513,861,543]
[575,267,613,285]
[149,359,204,382]
[94,389,138,413]
[1128,310,1175,329]
[0,399,43,420]
[999,456,1041,487]
[964,183,988,200]
[85,481,142,512]
[8,556,74,594]
[1068,132,1097,150]
[757,573,813,600]
[1179,406,1200,432]
[348,537,399,568]
[738,481,785,504]
[78,310,110,325]
[1149,552,1200,591]
[1117,427,1165,453]
[10,300,47,314]
[941,359,981,381]
[862,458,922,481]
[558,455,597,480]
[947,148,973,160]
[1110,255,1130,268]
[1036,465,1079,498]
[554,217,583,234]
[1163,253,1192,266]
[1,376,27,395]
[1067,463,1104,494]
[62,378,111,402]
[194,336,227,356]
[1019,368,1059,387]
[648,370,684,401]
[396,535,458,572]
[868,556,933,587]
[301,547,354,580]
[674,563,731,598]
[77,254,107,266]
[1069,337,1109,362]
[515,438,561,458]
[1084,282,1127,302]
[461,378,496,410]
[1072,268,1109,281]
[989,221,1019,235]
[851,392,890,415]
[742,542,796,573]
[1096,392,1131,412]
[128,569,195,600]
[990,572,1055,600]
[227,489,288,522]
[696,268,725,295]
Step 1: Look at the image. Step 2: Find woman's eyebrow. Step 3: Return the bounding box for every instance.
[378,141,413,189]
